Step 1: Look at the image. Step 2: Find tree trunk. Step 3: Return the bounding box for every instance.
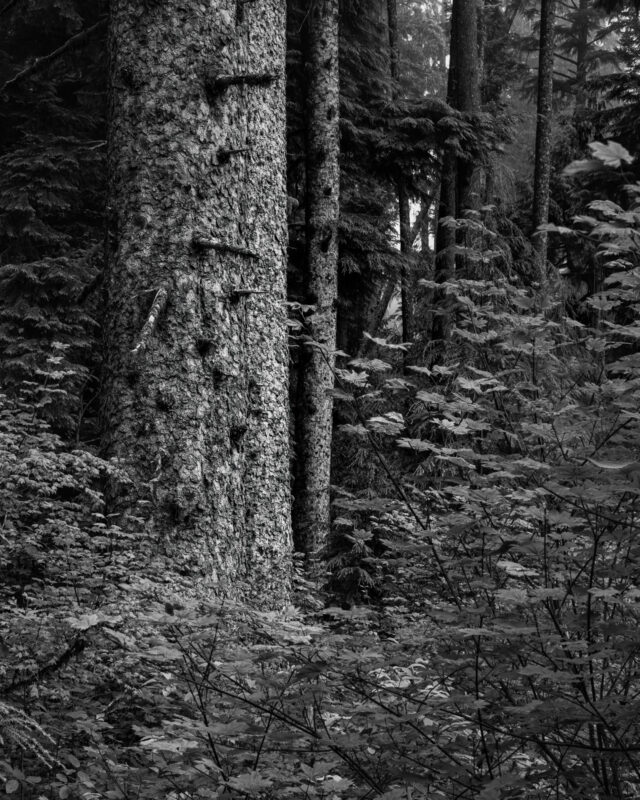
[102,0,291,602]
[387,0,399,81]
[361,276,397,354]
[432,0,481,354]
[573,0,590,147]
[532,0,556,283]
[398,180,414,348]
[449,0,481,214]
[387,0,415,355]
[431,0,480,358]
[293,0,340,562]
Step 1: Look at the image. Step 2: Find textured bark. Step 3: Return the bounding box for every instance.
[432,0,481,353]
[449,0,481,212]
[293,0,340,561]
[103,0,291,602]
[532,0,556,281]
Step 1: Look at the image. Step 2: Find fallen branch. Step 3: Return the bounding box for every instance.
[0,0,21,19]
[1,637,86,696]
[0,17,107,94]
[131,285,169,358]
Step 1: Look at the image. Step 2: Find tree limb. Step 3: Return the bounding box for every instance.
[1,637,86,696]
[193,236,259,259]
[0,0,20,19]
[131,286,169,358]
[0,17,107,94]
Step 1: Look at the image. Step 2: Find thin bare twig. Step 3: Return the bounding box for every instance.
[0,17,107,94]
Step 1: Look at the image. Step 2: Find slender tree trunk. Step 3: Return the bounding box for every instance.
[387,0,399,81]
[573,0,590,147]
[398,180,414,347]
[432,0,481,353]
[532,0,556,283]
[449,0,481,213]
[103,0,291,601]
[387,0,415,354]
[419,195,434,341]
[293,0,340,562]
[361,276,397,353]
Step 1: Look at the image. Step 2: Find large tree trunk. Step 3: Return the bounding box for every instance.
[293,0,340,562]
[532,0,556,283]
[103,0,291,602]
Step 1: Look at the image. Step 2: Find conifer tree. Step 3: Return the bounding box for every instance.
[432,0,482,350]
[293,0,340,562]
[103,0,291,598]
[532,0,556,277]
[388,0,415,352]
[0,0,107,435]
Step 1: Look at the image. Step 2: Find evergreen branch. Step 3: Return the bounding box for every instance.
[0,17,107,94]
[504,0,525,35]
[554,52,578,66]
[131,285,169,358]
[394,97,455,121]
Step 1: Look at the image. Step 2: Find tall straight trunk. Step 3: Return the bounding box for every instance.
[293,0,340,561]
[387,0,414,353]
[532,0,556,281]
[361,276,396,354]
[432,0,481,352]
[103,0,291,601]
[573,0,590,147]
[387,0,399,81]
[419,195,435,341]
[398,180,414,348]
[449,0,481,213]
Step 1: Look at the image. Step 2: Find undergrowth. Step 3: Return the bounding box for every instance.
[2,145,640,799]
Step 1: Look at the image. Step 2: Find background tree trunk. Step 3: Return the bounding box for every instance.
[532,0,556,284]
[388,0,415,357]
[573,0,590,147]
[432,0,481,354]
[449,0,481,214]
[103,0,291,601]
[293,0,340,563]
